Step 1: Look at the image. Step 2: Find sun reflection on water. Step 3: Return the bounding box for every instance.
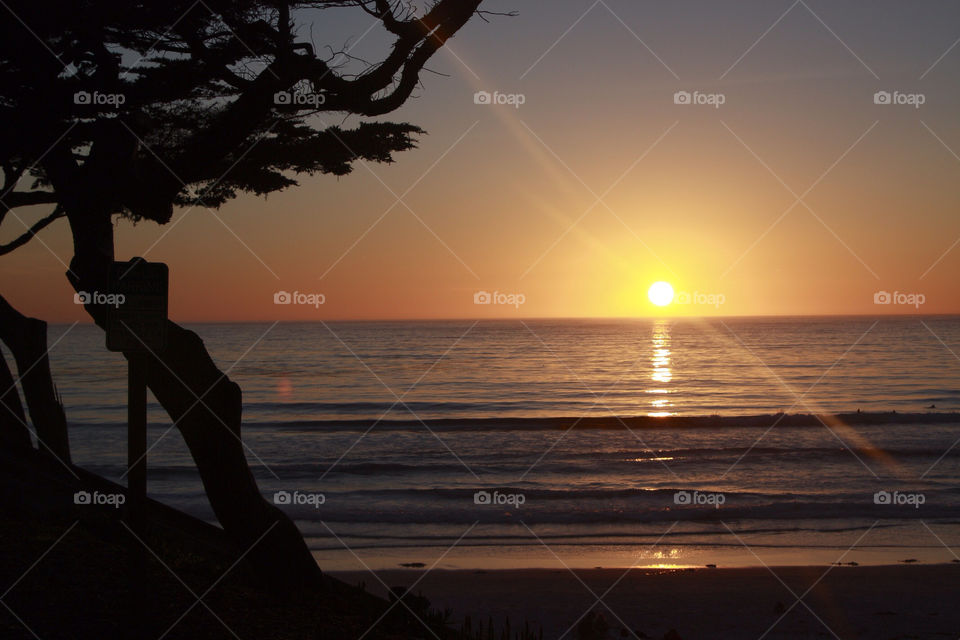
[636,548,694,569]
[647,320,673,416]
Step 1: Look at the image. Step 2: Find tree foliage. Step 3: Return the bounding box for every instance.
[0,0,482,239]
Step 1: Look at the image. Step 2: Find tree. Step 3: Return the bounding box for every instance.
[0,0,484,585]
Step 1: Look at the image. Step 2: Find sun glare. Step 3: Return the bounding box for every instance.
[648,281,674,307]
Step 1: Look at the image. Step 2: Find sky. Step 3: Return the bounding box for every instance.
[3,0,960,321]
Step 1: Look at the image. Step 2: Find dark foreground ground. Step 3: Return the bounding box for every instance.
[0,449,461,640]
[332,564,960,640]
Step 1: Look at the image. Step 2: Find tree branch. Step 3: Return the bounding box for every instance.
[1,190,60,210]
[0,205,65,256]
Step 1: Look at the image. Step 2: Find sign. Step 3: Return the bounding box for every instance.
[106,258,168,353]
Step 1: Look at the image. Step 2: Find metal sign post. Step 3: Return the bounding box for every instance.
[106,257,168,522]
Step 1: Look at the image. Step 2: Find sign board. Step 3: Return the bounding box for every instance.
[106,258,168,353]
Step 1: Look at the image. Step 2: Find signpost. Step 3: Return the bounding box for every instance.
[106,258,168,519]
[105,257,167,637]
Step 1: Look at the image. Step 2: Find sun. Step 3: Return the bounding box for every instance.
[648,281,674,307]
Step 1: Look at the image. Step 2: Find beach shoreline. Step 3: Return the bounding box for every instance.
[310,538,960,572]
[330,565,960,639]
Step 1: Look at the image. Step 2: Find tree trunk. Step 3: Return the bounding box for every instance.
[0,342,31,451]
[144,322,320,586]
[0,295,70,460]
[64,209,319,587]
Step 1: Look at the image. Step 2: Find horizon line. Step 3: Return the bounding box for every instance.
[48,312,960,325]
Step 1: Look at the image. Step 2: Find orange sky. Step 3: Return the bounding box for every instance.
[2,1,960,322]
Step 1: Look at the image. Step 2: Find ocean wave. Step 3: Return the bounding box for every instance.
[68,410,960,433]
[299,522,901,541]
[303,539,958,552]
[276,498,960,526]
[270,411,960,431]
[74,446,960,481]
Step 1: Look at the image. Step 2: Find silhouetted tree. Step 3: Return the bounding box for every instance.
[0,0,484,585]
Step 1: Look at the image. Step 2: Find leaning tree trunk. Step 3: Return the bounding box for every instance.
[0,343,32,451]
[0,295,70,460]
[141,322,319,586]
[64,208,319,587]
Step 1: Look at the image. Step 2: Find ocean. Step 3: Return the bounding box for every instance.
[39,317,960,570]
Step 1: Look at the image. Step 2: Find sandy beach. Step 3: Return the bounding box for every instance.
[332,565,960,639]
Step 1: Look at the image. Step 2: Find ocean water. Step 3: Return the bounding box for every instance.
[27,317,960,569]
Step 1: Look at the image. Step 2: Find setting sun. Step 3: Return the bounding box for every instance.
[648,281,674,307]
